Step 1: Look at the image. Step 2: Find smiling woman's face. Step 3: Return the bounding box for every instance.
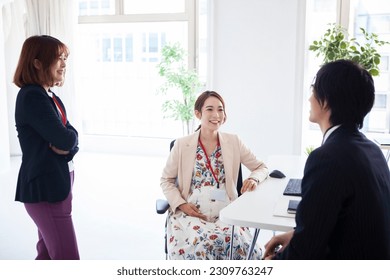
[195,96,225,131]
[49,52,67,87]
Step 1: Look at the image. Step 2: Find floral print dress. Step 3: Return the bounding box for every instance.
[166,143,262,260]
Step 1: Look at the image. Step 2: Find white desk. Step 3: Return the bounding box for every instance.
[220,155,307,259]
[365,133,390,163]
[373,136,390,162]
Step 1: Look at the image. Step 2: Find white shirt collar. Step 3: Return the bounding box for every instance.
[322,125,341,145]
[46,88,53,98]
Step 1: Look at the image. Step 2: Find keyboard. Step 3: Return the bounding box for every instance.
[283,178,302,196]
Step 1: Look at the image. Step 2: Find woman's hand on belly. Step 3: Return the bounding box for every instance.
[178,203,208,221]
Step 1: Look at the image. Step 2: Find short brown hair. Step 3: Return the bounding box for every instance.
[13,35,69,88]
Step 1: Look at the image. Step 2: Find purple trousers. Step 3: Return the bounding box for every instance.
[24,171,80,260]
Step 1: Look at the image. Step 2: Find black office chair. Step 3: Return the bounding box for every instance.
[156,139,243,259]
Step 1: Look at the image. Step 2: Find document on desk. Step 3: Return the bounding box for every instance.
[273,196,298,218]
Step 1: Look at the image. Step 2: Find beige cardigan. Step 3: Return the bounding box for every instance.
[160,130,268,212]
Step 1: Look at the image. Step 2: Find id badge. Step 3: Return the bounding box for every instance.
[210,189,226,202]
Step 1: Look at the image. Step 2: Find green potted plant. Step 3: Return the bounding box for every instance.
[305,145,315,156]
[156,42,203,135]
[309,23,389,76]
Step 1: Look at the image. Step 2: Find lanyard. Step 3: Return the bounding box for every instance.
[52,94,67,126]
[198,138,220,188]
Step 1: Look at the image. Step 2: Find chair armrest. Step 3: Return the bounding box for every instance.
[156,199,170,214]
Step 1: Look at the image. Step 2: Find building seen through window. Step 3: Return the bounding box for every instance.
[75,0,199,139]
[303,0,390,152]
[350,0,390,133]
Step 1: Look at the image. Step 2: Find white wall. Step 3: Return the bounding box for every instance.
[210,0,306,160]
[0,0,11,172]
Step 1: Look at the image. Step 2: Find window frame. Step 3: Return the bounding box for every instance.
[78,0,197,70]
[339,0,390,133]
[75,0,200,155]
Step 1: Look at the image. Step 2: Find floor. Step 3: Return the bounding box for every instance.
[0,152,274,260]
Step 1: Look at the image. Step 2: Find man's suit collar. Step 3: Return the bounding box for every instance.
[323,123,360,144]
[322,125,341,145]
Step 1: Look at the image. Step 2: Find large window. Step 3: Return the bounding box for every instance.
[303,0,390,151]
[75,0,206,140]
[349,0,390,133]
[302,0,338,150]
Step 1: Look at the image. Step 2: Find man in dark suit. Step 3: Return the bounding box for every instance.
[264,60,390,259]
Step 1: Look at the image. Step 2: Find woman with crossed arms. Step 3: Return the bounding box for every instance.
[13,35,79,259]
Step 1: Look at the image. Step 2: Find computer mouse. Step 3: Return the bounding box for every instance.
[269,169,286,179]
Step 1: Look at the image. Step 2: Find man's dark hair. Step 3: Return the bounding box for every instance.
[312,59,375,129]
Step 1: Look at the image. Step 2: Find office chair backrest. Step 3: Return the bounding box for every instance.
[169,139,176,151]
[237,165,243,196]
[170,139,243,196]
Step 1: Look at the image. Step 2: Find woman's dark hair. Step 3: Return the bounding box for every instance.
[194,90,227,131]
[13,35,69,88]
[312,59,375,129]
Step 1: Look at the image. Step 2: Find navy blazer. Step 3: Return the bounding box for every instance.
[275,124,390,259]
[15,85,79,203]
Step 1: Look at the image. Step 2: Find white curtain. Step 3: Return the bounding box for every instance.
[24,0,75,41]
[24,0,80,132]
[0,0,14,169]
[2,0,26,157]
[2,0,79,156]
